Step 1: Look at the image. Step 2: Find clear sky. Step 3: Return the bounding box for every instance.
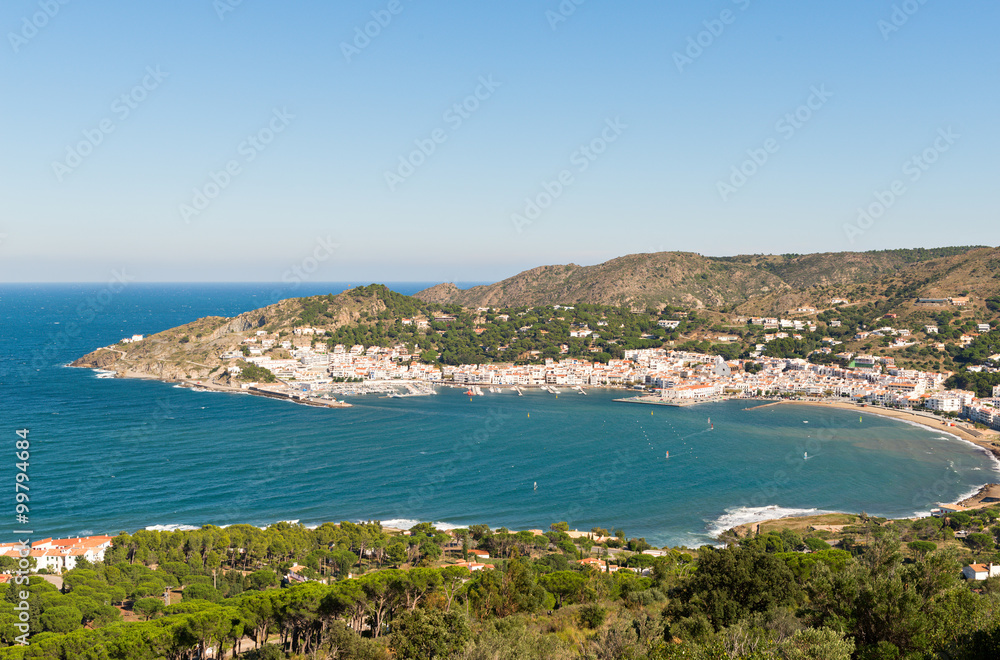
[1,1,997,283]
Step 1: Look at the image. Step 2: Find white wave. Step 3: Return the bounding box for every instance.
[705,505,837,538]
[954,482,990,507]
[895,418,1000,473]
[145,524,200,532]
[376,518,461,531]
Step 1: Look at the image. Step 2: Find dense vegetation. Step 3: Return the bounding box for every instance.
[302,287,714,366]
[4,506,1000,659]
[236,361,277,383]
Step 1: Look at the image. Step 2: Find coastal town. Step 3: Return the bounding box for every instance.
[217,317,1000,432]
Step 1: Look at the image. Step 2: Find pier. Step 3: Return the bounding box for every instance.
[613,395,727,407]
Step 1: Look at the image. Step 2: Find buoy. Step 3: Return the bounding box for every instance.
[527,413,530,418]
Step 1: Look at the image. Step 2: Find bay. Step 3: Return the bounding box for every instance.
[1,284,996,547]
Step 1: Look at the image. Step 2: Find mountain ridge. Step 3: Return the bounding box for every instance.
[414,247,998,313]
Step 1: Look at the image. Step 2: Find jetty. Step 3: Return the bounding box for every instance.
[742,400,783,410]
[613,395,727,407]
[247,386,352,408]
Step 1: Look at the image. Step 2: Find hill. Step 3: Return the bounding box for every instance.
[71,284,440,383]
[414,246,998,314]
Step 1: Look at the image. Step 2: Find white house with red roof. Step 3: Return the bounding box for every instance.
[1,535,113,573]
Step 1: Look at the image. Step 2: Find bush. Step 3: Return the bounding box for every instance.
[132,597,164,620]
[390,609,470,659]
[805,537,831,551]
[182,583,222,602]
[39,605,83,634]
[248,568,279,590]
[578,604,607,629]
[244,644,284,660]
[907,540,937,554]
[966,533,994,552]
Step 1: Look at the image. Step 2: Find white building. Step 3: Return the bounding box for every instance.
[926,395,961,412]
[1,535,114,573]
[962,563,1000,581]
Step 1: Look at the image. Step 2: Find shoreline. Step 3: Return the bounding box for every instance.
[769,399,1000,461]
[71,369,1000,539]
[731,399,1000,533]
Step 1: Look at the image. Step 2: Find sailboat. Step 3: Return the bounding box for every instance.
[533,481,537,491]
[804,451,808,460]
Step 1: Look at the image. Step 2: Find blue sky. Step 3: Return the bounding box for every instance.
[1,0,997,283]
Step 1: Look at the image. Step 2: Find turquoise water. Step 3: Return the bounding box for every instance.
[1,284,996,547]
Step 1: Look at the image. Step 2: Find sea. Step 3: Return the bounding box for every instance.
[1,283,998,548]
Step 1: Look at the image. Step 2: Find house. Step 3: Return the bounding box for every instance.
[979,323,992,333]
[829,320,842,327]
[962,563,1000,581]
[285,564,310,583]
[950,297,970,306]
[925,326,939,334]
[657,320,681,330]
[1,535,114,573]
[468,549,490,559]
[452,561,494,572]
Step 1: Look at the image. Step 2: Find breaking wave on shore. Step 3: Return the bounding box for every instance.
[705,505,839,538]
